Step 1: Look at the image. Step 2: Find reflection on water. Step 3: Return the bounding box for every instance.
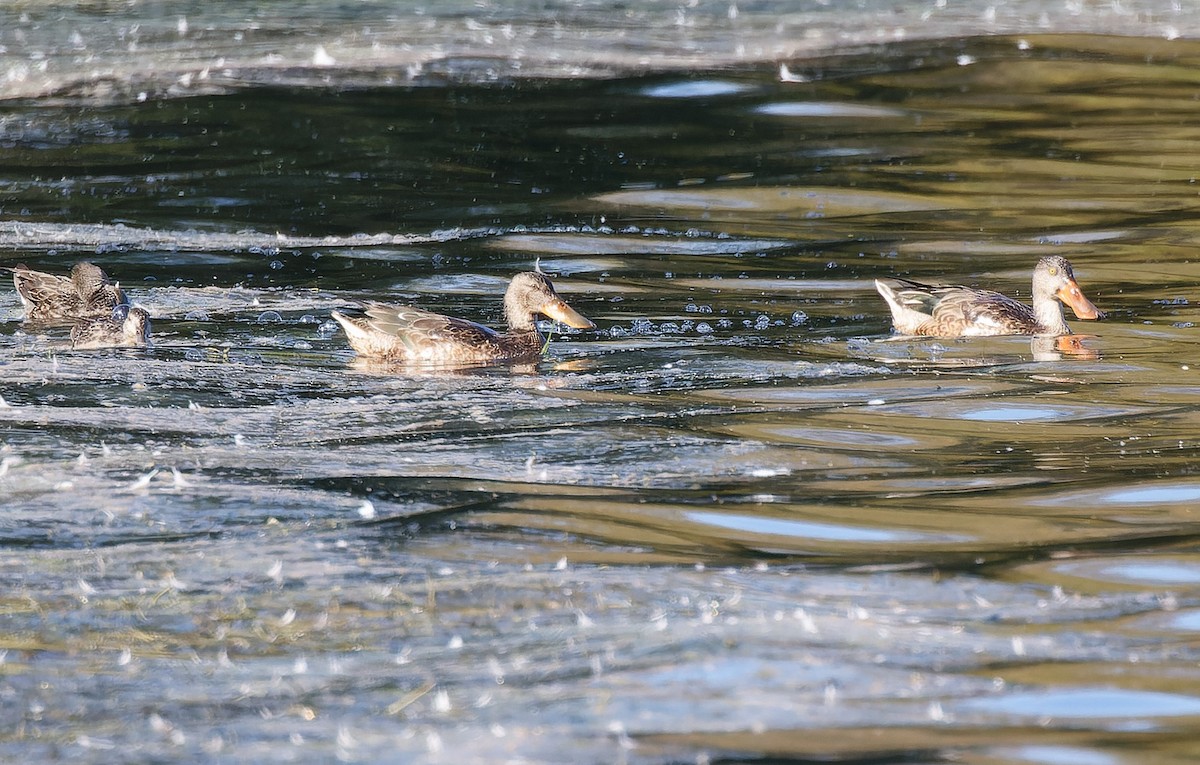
[3,33,1200,764]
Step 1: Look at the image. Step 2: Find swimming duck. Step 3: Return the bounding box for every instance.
[331,271,595,364]
[70,303,152,349]
[10,262,128,323]
[874,255,1104,337]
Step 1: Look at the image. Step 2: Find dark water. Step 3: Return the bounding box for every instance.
[4,34,1200,764]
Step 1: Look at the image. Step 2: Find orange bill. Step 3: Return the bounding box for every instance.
[541,299,595,329]
[1057,279,1105,320]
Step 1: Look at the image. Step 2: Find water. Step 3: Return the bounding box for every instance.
[3,33,1200,764]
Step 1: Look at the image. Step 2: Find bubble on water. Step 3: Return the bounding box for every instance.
[256,310,283,323]
[317,320,340,337]
[298,314,320,324]
[754,315,770,330]
[269,260,284,270]
[716,318,732,329]
[630,318,655,335]
[696,322,713,334]
[791,310,809,325]
[659,322,680,334]
[184,349,204,361]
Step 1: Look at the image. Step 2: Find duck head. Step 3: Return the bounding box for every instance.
[1035,256,1104,320]
[504,271,595,332]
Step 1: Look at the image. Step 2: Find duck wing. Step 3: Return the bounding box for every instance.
[9,263,126,322]
[71,262,127,310]
[363,303,501,346]
[881,277,1036,336]
[11,264,75,309]
[933,289,1037,335]
[332,302,522,362]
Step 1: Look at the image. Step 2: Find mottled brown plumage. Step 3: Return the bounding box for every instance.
[875,256,1104,338]
[331,271,595,364]
[70,304,152,349]
[10,262,127,323]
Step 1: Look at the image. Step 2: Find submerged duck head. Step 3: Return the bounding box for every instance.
[504,271,596,332]
[70,303,152,349]
[114,303,152,343]
[1033,255,1104,320]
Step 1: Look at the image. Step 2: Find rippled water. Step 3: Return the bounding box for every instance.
[4,34,1200,764]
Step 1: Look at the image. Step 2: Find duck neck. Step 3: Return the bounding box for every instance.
[1032,287,1070,335]
[505,303,540,334]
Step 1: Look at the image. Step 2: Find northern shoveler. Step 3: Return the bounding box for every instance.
[10,262,128,323]
[70,303,152,349]
[330,271,595,364]
[874,255,1104,337]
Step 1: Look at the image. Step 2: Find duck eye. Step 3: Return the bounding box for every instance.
[1047,267,1057,276]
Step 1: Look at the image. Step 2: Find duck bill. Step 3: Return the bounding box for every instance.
[541,299,595,329]
[1057,279,1105,320]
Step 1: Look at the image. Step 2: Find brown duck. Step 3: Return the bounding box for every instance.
[331,271,595,364]
[874,255,1104,337]
[10,262,127,323]
[70,303,153,349]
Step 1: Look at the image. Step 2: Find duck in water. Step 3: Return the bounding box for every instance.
[10,262,128,323]
[70,303,152,349]
[331,271,595,364]
[874,255,1104,337]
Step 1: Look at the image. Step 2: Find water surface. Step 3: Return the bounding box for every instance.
[3,33,1200,765]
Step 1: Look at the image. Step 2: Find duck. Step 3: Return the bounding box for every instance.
[70,303,152,349]
[874,255,1104,337]
[330,271,595,364]
[9,262,128,323]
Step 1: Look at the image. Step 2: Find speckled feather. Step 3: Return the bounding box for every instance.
[330,271,594,365]
[70,304,152,349]
[875,255,1104,338]
[879,279,1046,336]
[333,303,542,363]
[11,262,128,323]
